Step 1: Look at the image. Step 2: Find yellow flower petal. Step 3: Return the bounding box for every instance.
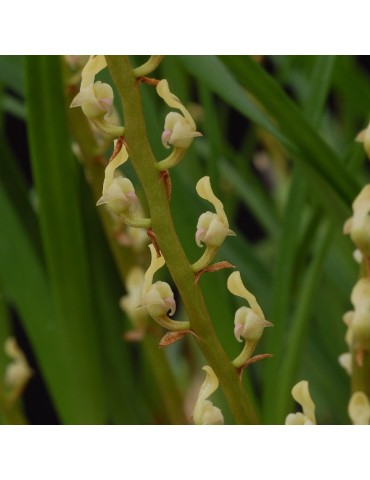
[80,55,107,88]
[156,79,196,130]
[196,176,229,227]
[142,244,165,296]
[193,366,224,425]
[348,391,370,425]
[291,380,316,424]
[227,271,264,319]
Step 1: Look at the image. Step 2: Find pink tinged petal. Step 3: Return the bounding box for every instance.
[161,129,172,149]
[234,324,243,342]
[126,191,138,203]
[99,97,114,116]
[195,228,206,247]
[164,297,176,316]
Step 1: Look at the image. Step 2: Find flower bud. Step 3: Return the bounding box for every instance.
[348,391,370,425]
[356,123,370,160]
[338,352,352,376]
[193,366,224,425]
[343,185,370,256]
[120,267,147,328]
[4,337,33,393]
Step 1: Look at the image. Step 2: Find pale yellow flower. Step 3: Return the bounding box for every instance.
[195,176,235,248]
[97,141,138,216]
[70,55,123,137]
[140,245,176,320]
[356,122,370,159]
[227,271,272,343]
[193,366,224,425]
[4,337,33,393]
[157,79,202,149]
[285,380,316,425]
[348,391,370,425]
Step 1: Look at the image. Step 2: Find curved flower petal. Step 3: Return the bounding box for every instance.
[101,141,129,196]
[142,244,165,296]
[227,271,264,319]
[193,366,224,425]
[80,55,107,88]
[156,79,196,129]
[291,380,316,424]
[196,176,228,227]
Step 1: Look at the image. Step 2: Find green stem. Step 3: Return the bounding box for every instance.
[134,56,164,78]
[106,55,258,425]
[191,246,218,272]
[352,352,370,399]
[232,340,258,368]
[153,315,190,332]
[120,213,151,229]
[156,147,186,170]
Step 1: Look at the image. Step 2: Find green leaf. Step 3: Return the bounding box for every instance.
[220,56,360,213]
[25,55,107,423]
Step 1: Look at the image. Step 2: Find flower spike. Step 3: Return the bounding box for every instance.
[193,366,224,425]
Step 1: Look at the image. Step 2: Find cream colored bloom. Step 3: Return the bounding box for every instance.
[120,267,148,329]
[140,245,176,319]
[356,122,370,159]
[4,337,33,392]
[227,271,272,343]
[157,79,202,149]
[97,142,138,216]
[344,279,370,353]
[70,55,123,136]
[348,391,370,425]
[285,380,316,425]
[193,366,224,425]
[343,185,370,256]
[195,176,235,248]
[338,352,352,376]
[72,81,114,121]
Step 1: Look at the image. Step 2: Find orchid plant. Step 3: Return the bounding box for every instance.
[2,55,370,424]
